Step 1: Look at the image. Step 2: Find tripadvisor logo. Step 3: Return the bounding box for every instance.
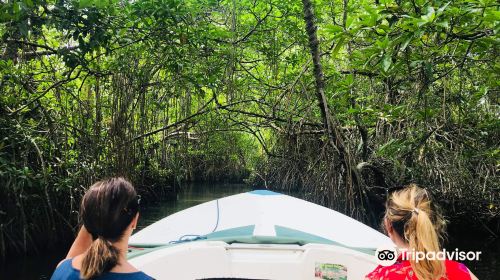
[375,246,482,266]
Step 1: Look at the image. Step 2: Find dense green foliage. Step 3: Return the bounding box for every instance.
[0,0,498,259]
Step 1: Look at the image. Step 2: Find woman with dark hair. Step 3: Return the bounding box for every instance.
[365,184,477,280]
[51,177,154,280]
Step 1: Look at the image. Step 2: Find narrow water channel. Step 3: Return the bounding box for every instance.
[1,183,497,279]
[136,183,251,231]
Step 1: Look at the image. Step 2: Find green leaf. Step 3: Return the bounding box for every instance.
[382,54,391,72]
[325,24,343,35]
[79,0,95,8]
[331,36,346,58]
[421,6,436,23]
[13,2,21,15]
[346,15,354,29]
[436,2,450,16]
[23,0,34,8]
[400,35,413,51]
[424,61,433,78]
[436,21,449,29]
[18,22,28,37]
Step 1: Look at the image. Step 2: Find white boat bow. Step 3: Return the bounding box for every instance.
[128,190,393,280]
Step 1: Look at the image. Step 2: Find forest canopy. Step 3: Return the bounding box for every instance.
[0,0,498,259]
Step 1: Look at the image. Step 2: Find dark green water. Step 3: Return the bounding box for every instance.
[135,183,251,231]
[1,183,498,279]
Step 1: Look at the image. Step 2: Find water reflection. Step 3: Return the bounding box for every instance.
[136,182,250,231]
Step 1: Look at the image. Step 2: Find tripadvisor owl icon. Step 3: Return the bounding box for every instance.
[375,245,398,266]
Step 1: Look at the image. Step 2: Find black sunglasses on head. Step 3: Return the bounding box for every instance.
[123,194,141,215]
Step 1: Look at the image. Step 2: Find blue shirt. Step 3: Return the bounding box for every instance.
[50,259,154,280]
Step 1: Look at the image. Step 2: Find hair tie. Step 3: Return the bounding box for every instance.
[412,208,420,215]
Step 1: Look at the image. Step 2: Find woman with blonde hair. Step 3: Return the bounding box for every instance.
[51,177,154,280]
[365,184,477,280]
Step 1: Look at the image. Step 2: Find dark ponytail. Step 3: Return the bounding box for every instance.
[81,237,120,279]
[79,177,139,279]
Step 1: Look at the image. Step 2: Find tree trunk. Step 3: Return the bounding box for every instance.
[302,0,370,221]
[301,0,333,137]
[301,0,349,159]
